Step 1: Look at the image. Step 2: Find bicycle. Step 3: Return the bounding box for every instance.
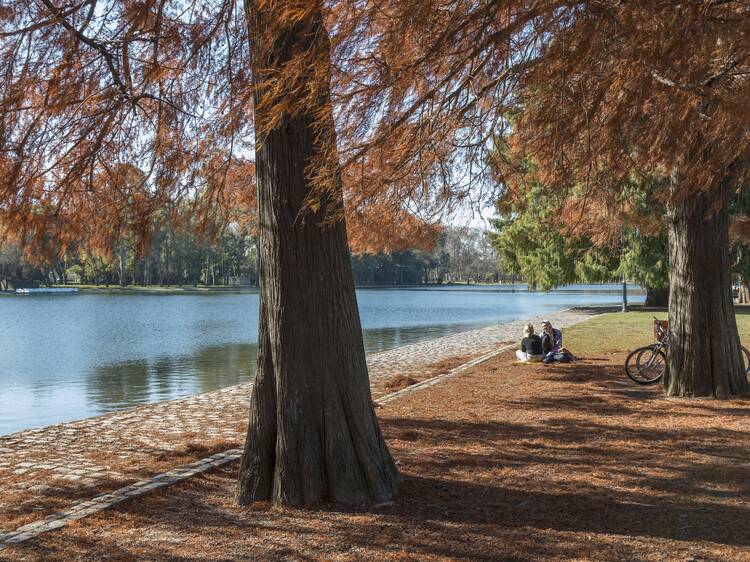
[624,317,750,385]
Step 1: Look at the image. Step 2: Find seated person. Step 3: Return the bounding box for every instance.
[516,323,544,362]
[541,320,570,364]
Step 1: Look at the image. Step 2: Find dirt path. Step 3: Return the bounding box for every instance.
[4,351,750,561]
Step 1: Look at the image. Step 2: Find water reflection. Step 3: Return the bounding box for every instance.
[362,323,487,353]
[86,343,257,412]
[83,323,492,412]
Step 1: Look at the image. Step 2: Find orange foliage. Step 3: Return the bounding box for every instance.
[346,201,442,255]
[2,1,746,254]
[730,215,750,244]
[507,1,750,215]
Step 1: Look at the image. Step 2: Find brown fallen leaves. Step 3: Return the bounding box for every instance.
[5,352,750,561]
[383,375,419,393]
[0,436,242,532]
[374,355,472,398]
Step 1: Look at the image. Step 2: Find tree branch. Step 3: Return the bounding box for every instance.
[37,0,128,97]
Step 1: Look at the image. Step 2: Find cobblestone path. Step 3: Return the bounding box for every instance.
[0,308,596,532]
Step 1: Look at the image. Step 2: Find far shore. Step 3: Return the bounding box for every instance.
[0,281,649,295]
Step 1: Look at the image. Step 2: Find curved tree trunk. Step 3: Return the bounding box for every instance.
[236,0,400,506]
[236,297,276,503]
[664,183,749,398]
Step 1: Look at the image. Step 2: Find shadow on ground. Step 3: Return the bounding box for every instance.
[8,351,750,561]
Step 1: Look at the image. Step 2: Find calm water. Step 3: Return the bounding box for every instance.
[0,285,642,435]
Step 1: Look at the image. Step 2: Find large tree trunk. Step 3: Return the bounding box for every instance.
[645,286,669,308]
[236,0,400,506]
[664,184,749,398]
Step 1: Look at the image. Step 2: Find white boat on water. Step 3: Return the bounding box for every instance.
[15,287,80,294]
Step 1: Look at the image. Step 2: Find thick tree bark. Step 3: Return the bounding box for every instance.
[236,0,400,506]
[664,183,750,398]
[236,297,276,503]
[644,287,669,308]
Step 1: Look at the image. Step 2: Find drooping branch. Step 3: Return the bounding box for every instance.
[37,0,129,97]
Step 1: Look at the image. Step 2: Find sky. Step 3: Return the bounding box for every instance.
[445,200,496,231]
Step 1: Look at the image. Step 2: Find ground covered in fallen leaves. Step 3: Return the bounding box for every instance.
[5,351,750,561]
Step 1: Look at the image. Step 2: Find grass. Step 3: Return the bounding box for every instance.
[566,309,750,355]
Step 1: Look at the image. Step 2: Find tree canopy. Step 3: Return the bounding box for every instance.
[489,161,669,300]
[4,1,748,246]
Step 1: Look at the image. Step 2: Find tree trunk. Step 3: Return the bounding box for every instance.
[737,281,750,305]
[645,286,669,307]
[119,240,127,287]
[153,232,162,286]
[254,237,260,287]
[236,0,400,506]
[664,185,750,398]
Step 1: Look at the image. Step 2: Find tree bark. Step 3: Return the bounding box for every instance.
[664,182,750,398]
[236,297,277,503]
[737,281,750,305]
[254,238,260,287]
[645,286,669,308]
[236,0,400,506]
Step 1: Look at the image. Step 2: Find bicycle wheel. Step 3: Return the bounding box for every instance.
[625,345,666,384]
[741,346,750,376]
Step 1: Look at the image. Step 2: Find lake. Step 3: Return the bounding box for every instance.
[0,285,642,435]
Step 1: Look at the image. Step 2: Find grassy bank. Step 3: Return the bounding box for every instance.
[566,309,750,355]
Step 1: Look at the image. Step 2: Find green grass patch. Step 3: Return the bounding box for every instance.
[565,310,750,355]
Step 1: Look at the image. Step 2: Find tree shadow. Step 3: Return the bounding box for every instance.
[8,352,750,560]
[513,357,664,402]
[377,415,750,548]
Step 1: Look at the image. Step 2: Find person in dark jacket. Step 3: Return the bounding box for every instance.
[516,323,544,362]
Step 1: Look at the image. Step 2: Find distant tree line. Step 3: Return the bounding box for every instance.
[351,227,504,286]
[1,225,506,290]
[0,225,259,290]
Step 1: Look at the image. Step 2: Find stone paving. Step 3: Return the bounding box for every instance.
[0,341,526,549]
[0,308,597,538]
